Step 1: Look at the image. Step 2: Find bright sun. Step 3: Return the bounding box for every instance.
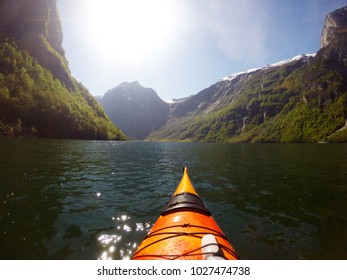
[82,0,177,63]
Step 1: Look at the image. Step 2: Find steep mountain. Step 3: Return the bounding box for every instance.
[148,6,347,143]
[0,0,125,140]
[100,81,169,140]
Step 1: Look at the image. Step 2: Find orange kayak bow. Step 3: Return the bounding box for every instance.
[132,167,239,260]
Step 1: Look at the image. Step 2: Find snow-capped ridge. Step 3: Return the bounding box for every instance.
[269,53,316,68]
[166,95,194,104]
[221,53,316,82]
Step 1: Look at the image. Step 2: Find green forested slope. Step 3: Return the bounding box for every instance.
[148,53,347,143]
[0,39,125,139]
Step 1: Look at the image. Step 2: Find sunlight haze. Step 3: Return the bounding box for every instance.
[81,0,180,64]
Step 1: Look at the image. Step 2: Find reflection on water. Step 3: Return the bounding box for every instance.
[0,138,346,259]
[96,214,151,260]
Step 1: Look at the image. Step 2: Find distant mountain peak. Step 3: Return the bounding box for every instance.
[106,81,156,97]
[118,80,140,88]
[100,82,169,140]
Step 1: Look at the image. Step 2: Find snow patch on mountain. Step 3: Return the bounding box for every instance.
[166,95,194,104]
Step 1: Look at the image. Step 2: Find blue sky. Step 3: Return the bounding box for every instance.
[57,0,346,101]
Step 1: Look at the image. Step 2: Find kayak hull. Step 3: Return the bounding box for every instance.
[132,168,239,260]
[132,210,238,260]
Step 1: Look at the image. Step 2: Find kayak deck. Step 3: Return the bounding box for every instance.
[132,167,239,260]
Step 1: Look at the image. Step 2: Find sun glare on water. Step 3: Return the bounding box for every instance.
[82,0,177,63]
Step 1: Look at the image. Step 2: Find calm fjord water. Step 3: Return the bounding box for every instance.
[0,137,346,259]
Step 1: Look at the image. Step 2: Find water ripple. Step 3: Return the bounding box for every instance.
[1,138,346,259]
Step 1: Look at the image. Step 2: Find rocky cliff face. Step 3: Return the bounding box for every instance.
[321,6,347,48]
[0,0,63,52]
[100,81,169,140]
[0,0,74,89]
[319,6,347,67]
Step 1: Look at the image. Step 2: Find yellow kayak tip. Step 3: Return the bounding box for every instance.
[173,167,199,197]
